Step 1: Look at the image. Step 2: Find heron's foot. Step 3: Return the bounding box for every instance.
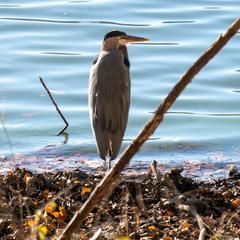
[96,159,106,172]
[97,159,112,172]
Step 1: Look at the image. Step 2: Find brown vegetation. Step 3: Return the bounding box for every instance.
[0,165,239,239]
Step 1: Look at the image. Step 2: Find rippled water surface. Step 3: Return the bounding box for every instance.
[0,0,240,170]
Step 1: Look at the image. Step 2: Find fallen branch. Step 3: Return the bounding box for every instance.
[39,76,69,136]
[57,18,240,239]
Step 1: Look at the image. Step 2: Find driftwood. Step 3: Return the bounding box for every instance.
[57,18,240,239]
[39,77,69,136]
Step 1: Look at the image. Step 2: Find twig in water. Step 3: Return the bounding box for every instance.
[39,77,69,136]
[0,100,14,156]
[0,101,25,226]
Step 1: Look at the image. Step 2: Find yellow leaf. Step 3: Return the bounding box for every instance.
[37,225,48,240]
[148,225,157,230]
[59,206,68,220]
[45,201,57,214]
[59,206,66,215]
[26,219,38,227]
[81,187,91,196]
[52,211,60,218]
[116,236,132,240]
[37,225,48,235]
[38,232,46,240]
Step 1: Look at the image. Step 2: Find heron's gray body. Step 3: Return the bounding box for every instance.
[89,49,130,160]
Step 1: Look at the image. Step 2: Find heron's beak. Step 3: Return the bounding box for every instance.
[122,35,149,43]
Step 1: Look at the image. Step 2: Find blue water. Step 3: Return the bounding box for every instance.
[0,0,240,172]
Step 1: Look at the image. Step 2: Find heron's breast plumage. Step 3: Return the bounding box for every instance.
[89,50,130,134]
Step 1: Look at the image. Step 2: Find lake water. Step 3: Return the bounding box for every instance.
[0,0,240,174]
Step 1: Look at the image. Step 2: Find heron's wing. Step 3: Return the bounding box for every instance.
[89,51,130,159]
[89,64,109,160]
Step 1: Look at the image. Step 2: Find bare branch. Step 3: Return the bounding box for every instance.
[39,76,69,136]
[57,18,240,239]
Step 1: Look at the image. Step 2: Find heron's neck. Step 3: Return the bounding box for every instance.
[119,45,128,60]
[101,40,119,51]
[101,42,129,60]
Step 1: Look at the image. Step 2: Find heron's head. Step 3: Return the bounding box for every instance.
[101,30,149,51]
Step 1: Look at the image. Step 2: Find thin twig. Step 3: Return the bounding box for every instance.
[89,228,102,240]
[124,189,130,235]
[57,18,240,240]
[161,172,206,240]
[178,204,206,240]
[39,76,69,136]
[135,183,148,217]
[150,160,162,181]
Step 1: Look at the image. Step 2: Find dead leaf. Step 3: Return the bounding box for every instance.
[231,198,240,208]
[180,222,190,230]
[116,235,131,240]
[45,201,57,214]
[40,190,49,200]
[81,187,91,196]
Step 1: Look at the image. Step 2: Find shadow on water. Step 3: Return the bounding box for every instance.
[41,51,83,56]
[0,4,22,8]
[162,20,196,24]
[168,111,240,117]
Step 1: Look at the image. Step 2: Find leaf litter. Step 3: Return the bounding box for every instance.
[0,162,239,240]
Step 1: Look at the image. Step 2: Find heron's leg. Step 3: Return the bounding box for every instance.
[98,159,106,170]
[107,156,111,171]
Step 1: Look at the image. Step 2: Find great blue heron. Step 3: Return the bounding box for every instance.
[89,30,149,169]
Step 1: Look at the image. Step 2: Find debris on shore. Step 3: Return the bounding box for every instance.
[0,162,239,240]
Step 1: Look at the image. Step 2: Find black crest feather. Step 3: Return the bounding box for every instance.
[104,30,126,40]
